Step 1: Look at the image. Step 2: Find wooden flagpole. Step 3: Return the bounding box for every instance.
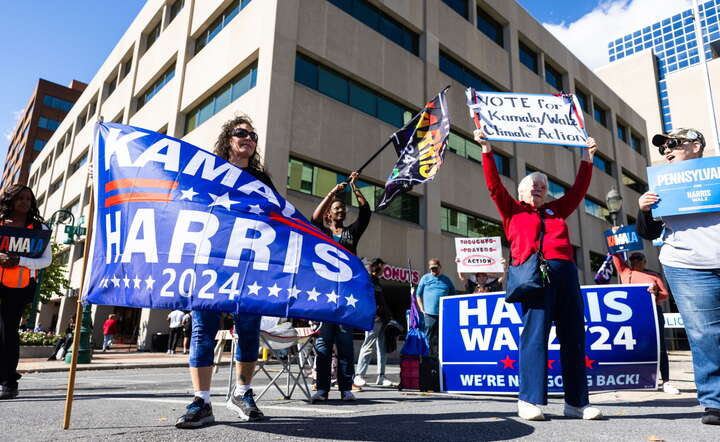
[62,120,100,429]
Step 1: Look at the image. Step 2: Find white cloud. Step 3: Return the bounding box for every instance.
[542,0,693,70]
[4,109,23,142]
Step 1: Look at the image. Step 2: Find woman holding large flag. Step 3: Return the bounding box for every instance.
[176,115,275,429]
[474,128,603,421]
[0,185,51,400]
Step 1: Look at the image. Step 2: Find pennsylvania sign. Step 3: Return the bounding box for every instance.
[83,122,375,330]
[647,156,720,217]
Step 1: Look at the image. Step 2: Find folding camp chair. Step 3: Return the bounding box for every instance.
[225,322,320,402]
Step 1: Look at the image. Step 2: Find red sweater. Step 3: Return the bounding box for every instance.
[611,254,669,303]
[482,152,593,266]
[103,318,118,335]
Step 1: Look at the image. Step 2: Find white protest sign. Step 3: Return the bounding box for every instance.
[455,237,503,273]
[465,89,588,147]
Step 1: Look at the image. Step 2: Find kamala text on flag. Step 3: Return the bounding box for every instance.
[376,88,450,210]
[84,122,375,330]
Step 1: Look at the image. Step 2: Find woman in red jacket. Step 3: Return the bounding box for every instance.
[474,128,602,421]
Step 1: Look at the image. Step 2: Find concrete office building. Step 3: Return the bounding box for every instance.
[597,0,720,164]
[28,0,655,349]
[2,79,85,189]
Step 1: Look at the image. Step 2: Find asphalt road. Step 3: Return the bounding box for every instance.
[2,358,717,441]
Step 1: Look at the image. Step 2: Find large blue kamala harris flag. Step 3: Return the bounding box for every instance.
[83,122,375,330]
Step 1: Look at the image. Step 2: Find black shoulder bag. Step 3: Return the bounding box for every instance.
[504,211,550,303]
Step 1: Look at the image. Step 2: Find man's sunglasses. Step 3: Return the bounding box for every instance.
[658,138,691,155]
[231,128,258,142]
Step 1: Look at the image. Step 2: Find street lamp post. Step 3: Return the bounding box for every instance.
[605,187,623,227]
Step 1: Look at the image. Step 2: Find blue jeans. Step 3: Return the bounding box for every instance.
[662,265,720,408]
[519,259,588,407]
[424,313,439,355]
[314,323,355,392]
[188,310,261,368]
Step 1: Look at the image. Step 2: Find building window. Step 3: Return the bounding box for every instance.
[575,89,589,113]
[36,193,46,208]
[49,177,64,196]
[616,122,628,142]
[33,140,47,152]
[42,95,74,112]
[447,131,483,163]
[439,50,499,91]
[120,56,133,81]
[622,170,648,194]
[630,134,643,153]
[195,0,252,53]
[627,214,637,225]
[295,54,412,127]
[544,63,562,90]
[287,157,419,223]
[137,63,176,109]
[589,250,609,273]
[327,0,419,55]
[442,0,469,19]
[69,151,89,176]
[519,41,538,73]
[185,61,257,133]
[593,103,608,127]
[168,0,185,23]
[440,205,505,240]
[494,152,511,177]
[145,21,161,51]
[105,73,118,97]
[584,198,609,222]
[593,154,613,176]
[477,7,503,47]
[38,117,60,131]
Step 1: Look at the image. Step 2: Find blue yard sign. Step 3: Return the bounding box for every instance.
[604,225,643,254]
[440,285,658,394]
[646,156,720,217]
[83,122,375,330]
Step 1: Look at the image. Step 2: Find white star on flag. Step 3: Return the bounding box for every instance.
[145,275,155,290]
[179,187,199,201]
[247,281,262,295]
[248,204,264,215]
[306,288,321,302]
[325,290,339,303]
[111,275,121,287]
[133,276,142,289]
[345,294,358,307]
[267,283,281,297]
[286,286,301,299]
[208,192,239,210]
[123,275,131,288]
[100,278,108,288]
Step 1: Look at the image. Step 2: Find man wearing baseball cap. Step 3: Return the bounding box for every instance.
[637,128,720,425]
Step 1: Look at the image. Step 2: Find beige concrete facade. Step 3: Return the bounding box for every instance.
[597,49,720,165]
[29,0,655,349]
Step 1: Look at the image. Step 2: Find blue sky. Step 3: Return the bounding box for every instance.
[0,0,692,172]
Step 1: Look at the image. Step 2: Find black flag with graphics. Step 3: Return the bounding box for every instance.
[377,87,451,211]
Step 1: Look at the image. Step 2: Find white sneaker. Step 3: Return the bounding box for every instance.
[662,382,680,395]
[376,377,394,387]
[517,400,545,421]
[341,390,356,401]
[564,403,603,420]
[353,375,366,387]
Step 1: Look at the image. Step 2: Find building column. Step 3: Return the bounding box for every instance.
[137,308,171,351]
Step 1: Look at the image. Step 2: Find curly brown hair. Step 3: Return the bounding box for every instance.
[0,184,44,225]
[214,114,264,173]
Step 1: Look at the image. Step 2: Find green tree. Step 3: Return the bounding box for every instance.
[24,243,72,318]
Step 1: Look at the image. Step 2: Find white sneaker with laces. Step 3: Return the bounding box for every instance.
[517,400,545,421]
[564,403,603,420]
[353,375,366,387]
[662,382,680,395]
[376,377,394,387]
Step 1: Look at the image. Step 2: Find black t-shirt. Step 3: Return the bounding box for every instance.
[244,168,277,193]
[311,202,371,255]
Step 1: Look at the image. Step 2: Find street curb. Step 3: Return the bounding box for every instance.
[18,361,189,374]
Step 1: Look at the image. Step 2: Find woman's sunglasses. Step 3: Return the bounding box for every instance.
[658,138,691,155]
[232,128,258,142]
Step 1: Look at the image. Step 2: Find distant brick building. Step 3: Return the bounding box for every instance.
[2,79,86,189]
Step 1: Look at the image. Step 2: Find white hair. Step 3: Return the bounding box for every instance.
[517,172,548,199]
